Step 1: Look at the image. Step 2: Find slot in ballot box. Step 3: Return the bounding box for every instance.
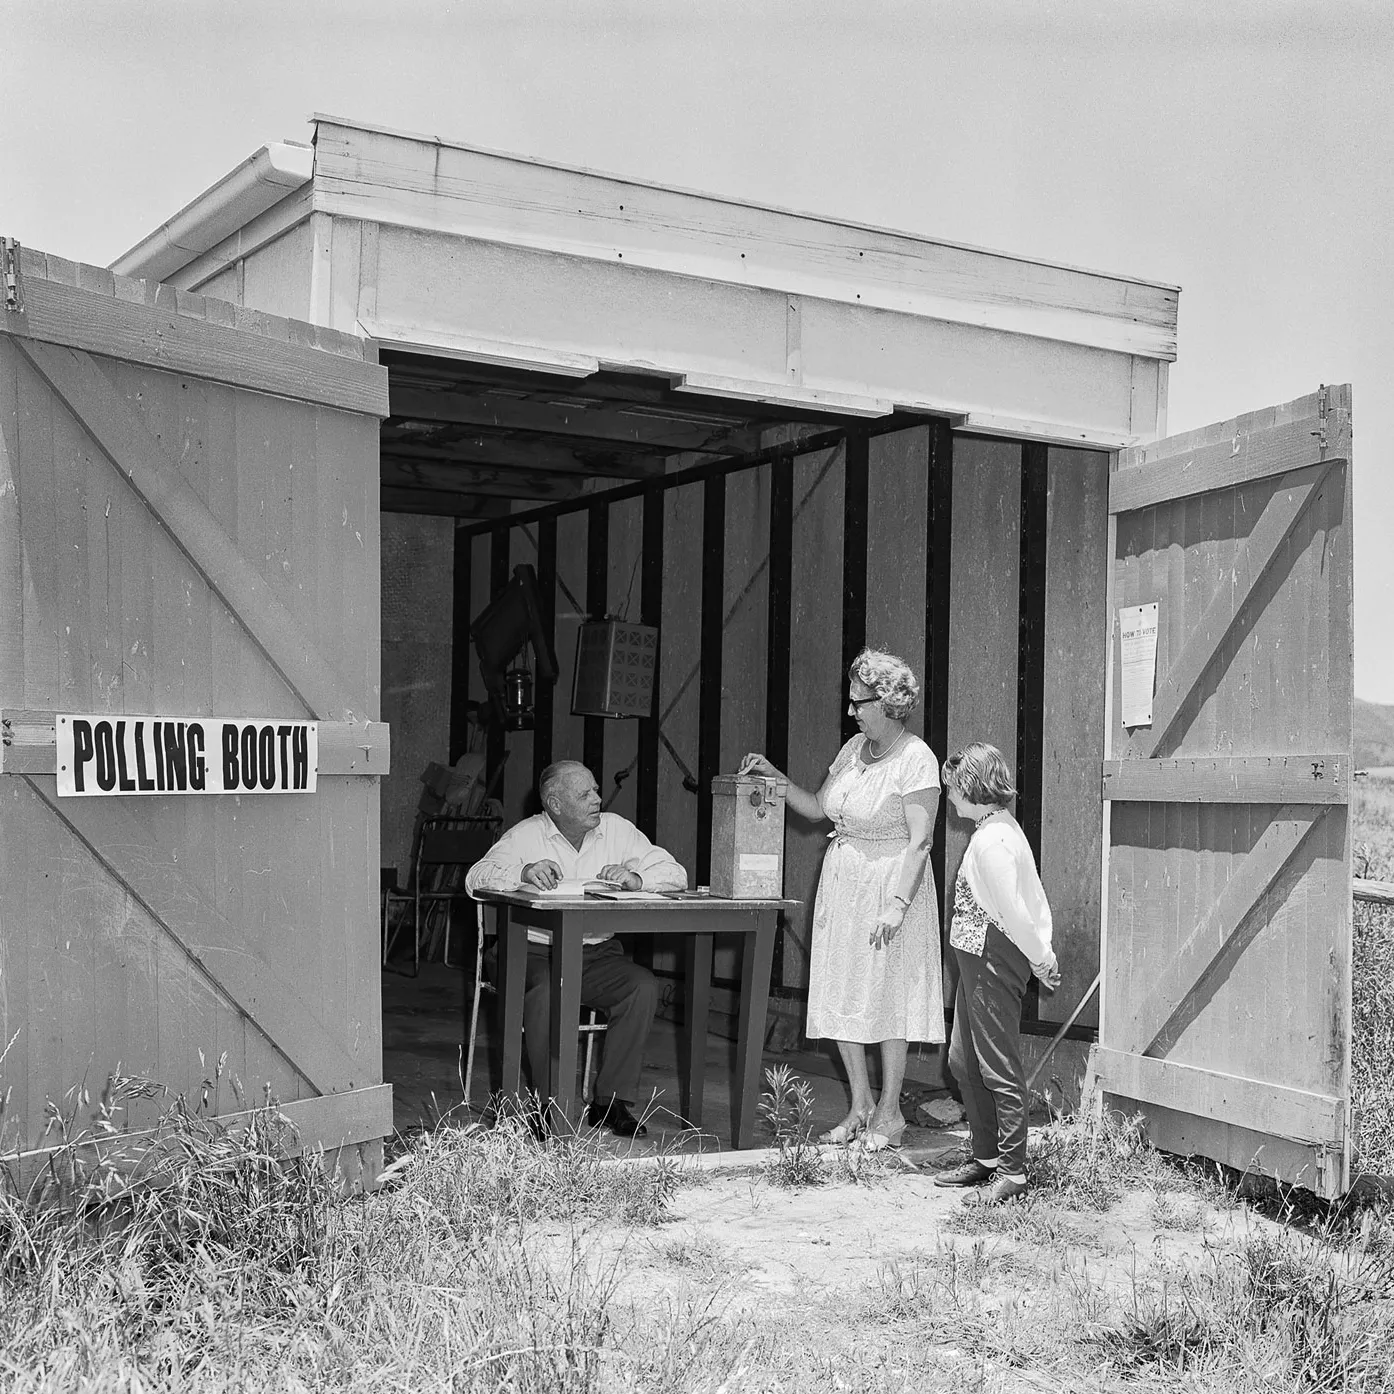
[710,773,787,898]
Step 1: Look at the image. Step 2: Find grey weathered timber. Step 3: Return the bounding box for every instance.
[0,253,389,1184]
[1102,386,1353,1197]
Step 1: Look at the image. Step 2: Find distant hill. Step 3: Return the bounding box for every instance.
[1356,699,1394,769]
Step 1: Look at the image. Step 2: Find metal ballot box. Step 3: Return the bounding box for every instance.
[709,774,787,898]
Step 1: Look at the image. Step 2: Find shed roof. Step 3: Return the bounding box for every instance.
[110,115,1178,450]
[114,113,1178,365]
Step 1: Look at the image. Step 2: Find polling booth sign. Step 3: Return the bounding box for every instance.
[56,715,319,797]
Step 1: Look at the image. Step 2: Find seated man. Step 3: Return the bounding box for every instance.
[464,760,687,1137]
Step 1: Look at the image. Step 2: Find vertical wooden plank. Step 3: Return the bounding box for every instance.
[603,495,642,822]
[81,388,122,712]
[450,525,474,763]
[551,511,588,769]
[783,442,845,990]
[1016,444,1048,866]
[655,482,702,928]
[327,216,363,334]
[0,340,25,708]
[487,526,509,794]
[49,398,93,708]
[696,475,725,886]
[765,457,793,774]
[504,527,536,825]
[765,455,794,991]
[718,466,769,779]
[924,420,954,918]
[16,349,59,708]
[356,221,380,328]
[0,783,35,1148]
[583,503,608,782]
[533,515,558,790]
[1038,448,1109,1026]
[944,437,1021,909]
[839,432,868,745]
[635,489,662,839]
[865,427,928,737]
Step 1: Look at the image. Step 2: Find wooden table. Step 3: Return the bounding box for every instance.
[474,891,797,1148]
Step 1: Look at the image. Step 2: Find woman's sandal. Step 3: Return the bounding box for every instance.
[863,1117,907,1153]
[821,1112,870,1145]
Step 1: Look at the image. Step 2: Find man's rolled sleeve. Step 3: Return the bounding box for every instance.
[463,826,532,894]
[627,834,687,892]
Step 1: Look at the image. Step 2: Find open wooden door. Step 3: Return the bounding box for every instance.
[1096,386,1353,1197]
[0,248,392,1185]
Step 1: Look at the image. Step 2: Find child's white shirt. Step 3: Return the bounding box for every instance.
[959,816,1053,966]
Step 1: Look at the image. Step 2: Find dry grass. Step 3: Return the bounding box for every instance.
[4,1073,1394,1392]
[1353,773,1394,1180]
[1354,773,1394,882]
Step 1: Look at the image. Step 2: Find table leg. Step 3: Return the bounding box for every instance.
[732,912,777,1150]
[679,933,713,1128]
[546,913,585,1131]
[498,908,527,1097]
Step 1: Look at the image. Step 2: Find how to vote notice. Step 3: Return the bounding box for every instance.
[56,715,319,797]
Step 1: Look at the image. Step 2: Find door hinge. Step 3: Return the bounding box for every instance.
[1314,382,1329,460]
[2,238,21,314]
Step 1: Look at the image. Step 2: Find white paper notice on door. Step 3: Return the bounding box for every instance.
[1119,603,1159,728]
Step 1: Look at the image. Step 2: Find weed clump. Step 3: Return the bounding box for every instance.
[759,1064,826,1188]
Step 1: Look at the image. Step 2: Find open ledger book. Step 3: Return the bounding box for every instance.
[527,878,672,902]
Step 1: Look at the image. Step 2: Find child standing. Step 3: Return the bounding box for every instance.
[934,743,1060,1203]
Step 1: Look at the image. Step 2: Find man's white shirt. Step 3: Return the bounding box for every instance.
[464,811,687,943]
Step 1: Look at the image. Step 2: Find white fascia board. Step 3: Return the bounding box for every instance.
[311,114,1179,363]
[110,143,314,282]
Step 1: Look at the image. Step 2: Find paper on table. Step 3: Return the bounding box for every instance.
[583,890,674,902]
[1119,602,1159,728]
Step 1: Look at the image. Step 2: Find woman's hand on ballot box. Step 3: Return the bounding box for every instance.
[737,752,826,825]
[736,753,781,780]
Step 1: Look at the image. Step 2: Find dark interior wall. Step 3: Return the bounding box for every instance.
[446,426,1111,1031]
[380,512,454,877]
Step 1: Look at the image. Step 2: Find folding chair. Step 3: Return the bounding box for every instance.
[463,900,608,1113]
[382,815,500,975]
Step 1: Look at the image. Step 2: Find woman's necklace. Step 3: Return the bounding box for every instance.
[864,727,907,763]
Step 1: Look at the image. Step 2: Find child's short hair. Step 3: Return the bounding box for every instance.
[942,742,1017,806]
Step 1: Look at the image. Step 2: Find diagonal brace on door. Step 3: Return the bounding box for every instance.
[13,339,355,721]
[1127,804,1322,1058]
[1138,459,1336,760]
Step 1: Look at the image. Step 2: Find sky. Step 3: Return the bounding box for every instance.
[4,0,1391,699]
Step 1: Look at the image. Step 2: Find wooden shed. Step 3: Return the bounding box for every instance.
[2,113,1355,1194]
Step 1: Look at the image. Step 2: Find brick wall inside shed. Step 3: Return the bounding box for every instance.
[381,514,455,878]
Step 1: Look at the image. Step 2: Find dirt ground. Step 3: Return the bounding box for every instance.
[559,1149,1287,1392]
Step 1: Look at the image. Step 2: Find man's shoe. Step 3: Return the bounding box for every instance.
[586,1097,647,1138]
[933,1158,996,1188]
[970,1175,1028,1205]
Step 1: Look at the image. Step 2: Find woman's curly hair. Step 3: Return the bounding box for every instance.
[848,647,920,722]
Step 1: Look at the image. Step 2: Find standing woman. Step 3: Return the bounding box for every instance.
[740,647,943,1149]
[934,743,1059,1203]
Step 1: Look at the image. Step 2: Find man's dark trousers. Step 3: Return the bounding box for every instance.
[523,937,657,1110]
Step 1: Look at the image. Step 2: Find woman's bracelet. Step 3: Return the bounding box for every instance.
[891,893,911,908]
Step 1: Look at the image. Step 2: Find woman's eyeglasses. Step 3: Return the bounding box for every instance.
[848,694,880,709]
